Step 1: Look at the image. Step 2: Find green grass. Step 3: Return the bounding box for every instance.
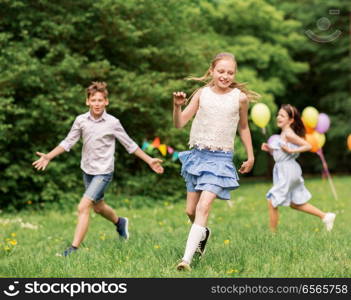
[1,176,350,278]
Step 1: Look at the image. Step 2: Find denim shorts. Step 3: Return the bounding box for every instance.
[83,172,113,202]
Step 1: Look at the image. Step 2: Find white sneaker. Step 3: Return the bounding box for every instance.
[322,213,336,231]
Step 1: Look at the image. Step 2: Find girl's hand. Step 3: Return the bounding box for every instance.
[148,158,164,174]
[32,152,50,171]
[173,91,187,107]
[238,159,254,174]
[261,143,271,152]
[281,144,294,154]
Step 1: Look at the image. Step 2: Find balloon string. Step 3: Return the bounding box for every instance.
[316,149,338,200]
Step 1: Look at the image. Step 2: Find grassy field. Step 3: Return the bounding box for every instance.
[1,176,350,278]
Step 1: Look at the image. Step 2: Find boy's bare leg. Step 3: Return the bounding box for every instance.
[93,200,118,223]
[72,197,93,247]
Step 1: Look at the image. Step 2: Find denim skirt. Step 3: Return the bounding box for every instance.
[179,148,239,200]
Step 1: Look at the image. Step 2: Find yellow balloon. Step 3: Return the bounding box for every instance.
[313,131,325,149]
[302,106,319,128]
[251,103,270,128]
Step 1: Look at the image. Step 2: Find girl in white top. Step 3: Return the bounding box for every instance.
[173,52,258,271]
[262,104,336,232]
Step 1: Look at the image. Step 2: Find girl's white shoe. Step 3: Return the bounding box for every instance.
[322,213,336,231]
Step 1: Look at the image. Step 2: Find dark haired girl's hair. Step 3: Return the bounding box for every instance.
[86,81,108,98]
[281,104,305,137]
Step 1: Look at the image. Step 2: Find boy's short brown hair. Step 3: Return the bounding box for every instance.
[86,82,108,99]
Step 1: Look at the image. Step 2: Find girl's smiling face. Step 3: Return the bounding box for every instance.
[211,59,236,92]
[277,108,293,129]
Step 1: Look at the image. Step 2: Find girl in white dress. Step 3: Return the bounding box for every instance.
[173,53,258,270]
[262,104,336,232]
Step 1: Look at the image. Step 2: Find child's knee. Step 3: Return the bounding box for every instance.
[196,202,210,216]
[93,204,104,214]
[290,203,299,209]
[77,197,93,214]
[185,209,195,219]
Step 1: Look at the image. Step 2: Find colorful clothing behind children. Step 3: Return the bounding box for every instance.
[266,137,311,207]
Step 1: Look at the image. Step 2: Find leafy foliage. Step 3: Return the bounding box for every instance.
[1,0,343,210]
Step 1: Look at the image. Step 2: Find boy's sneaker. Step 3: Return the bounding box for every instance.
[116,217,129,240]
[176,261,191,271]
[196,227,211,256]
[63,246,78,257]
[322,213,336,231]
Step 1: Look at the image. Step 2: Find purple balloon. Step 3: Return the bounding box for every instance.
[268,134,280,146]
[315,113,330,133]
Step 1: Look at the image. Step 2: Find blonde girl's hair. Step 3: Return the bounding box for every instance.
[186,52,260,103]
[86,81,108,99]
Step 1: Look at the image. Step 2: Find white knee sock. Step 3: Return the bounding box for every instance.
[182,223,206,264]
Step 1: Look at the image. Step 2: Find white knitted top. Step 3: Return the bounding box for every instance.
[189,86,241,152]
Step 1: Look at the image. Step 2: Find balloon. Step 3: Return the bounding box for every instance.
[348,134,351,151]
[305,133,319,152]
[315,113,330,133]
[251,103,271,128]
[302,117,315,134]
[302,106,319,128]
[313,131,326,149]
[267,134,280,146]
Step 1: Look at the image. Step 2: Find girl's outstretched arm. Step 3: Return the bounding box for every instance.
[238,93,254,174]
[173,89,201,128]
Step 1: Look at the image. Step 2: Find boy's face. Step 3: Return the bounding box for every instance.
[86,92,109,118]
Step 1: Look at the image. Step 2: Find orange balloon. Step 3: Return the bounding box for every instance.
[302,117,314,134]
[348,134,351,151]
[305,133,319,152]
